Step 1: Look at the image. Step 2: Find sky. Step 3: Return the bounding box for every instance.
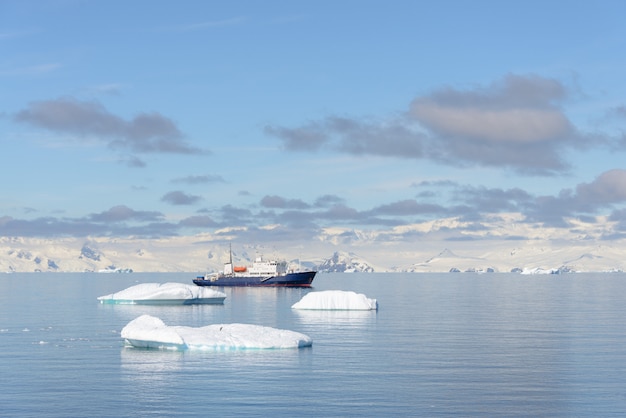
[2,0,626,246]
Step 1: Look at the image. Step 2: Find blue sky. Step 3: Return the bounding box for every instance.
[2,0,626,243]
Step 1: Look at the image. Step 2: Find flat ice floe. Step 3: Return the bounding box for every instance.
[292,290,378,310]
[121,315,313,350]
[97,282,226,305]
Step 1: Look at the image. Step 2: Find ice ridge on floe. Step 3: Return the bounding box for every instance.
[292,290,378,310]
[121,315,312,350]
[97,282,226,305]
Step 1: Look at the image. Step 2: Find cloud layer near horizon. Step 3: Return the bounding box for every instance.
[3,168,626,240]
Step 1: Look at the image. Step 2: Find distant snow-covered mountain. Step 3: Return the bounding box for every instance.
[402,248,497,273]
[317,251,375,273]
[1,231,625,273]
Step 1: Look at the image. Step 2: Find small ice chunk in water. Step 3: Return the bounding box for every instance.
[292,290,378,310]
[121,315,312,350]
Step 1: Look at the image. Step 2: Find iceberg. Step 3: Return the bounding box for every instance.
[97,282,226,305]
[292,290,378,310]
[121,315,312,350]
[520,267,560,275]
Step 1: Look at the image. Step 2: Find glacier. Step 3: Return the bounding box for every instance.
[98,282,226,305]
[121,315,312,350]
[292,290,378,310]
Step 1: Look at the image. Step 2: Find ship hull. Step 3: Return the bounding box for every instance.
[193,271,316,287]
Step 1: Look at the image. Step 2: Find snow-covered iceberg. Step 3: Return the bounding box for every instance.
[97,282,226,305]
[520,267,560,275]
[121,315,312,350]
[292,290,378,310]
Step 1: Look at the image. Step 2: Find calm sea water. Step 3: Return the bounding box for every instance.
[1,272,626,417]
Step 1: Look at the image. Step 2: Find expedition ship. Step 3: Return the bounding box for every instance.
[193,249,316,287]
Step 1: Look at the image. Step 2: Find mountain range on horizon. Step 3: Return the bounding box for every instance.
[1,232,625,274]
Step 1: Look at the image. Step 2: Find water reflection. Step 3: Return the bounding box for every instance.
[119,348,187,415]
[98,301,226,328]
[119,344,315,415]
[120,342,312,375]
[292,309,377,327]
[292,309,378,349]
[120,347,184,377]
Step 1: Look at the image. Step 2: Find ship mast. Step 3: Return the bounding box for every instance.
[229,243,233,269]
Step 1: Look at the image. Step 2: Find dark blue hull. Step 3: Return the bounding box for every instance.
[193,271,316,287]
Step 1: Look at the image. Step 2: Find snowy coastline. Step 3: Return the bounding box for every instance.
[1,234,625,273]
